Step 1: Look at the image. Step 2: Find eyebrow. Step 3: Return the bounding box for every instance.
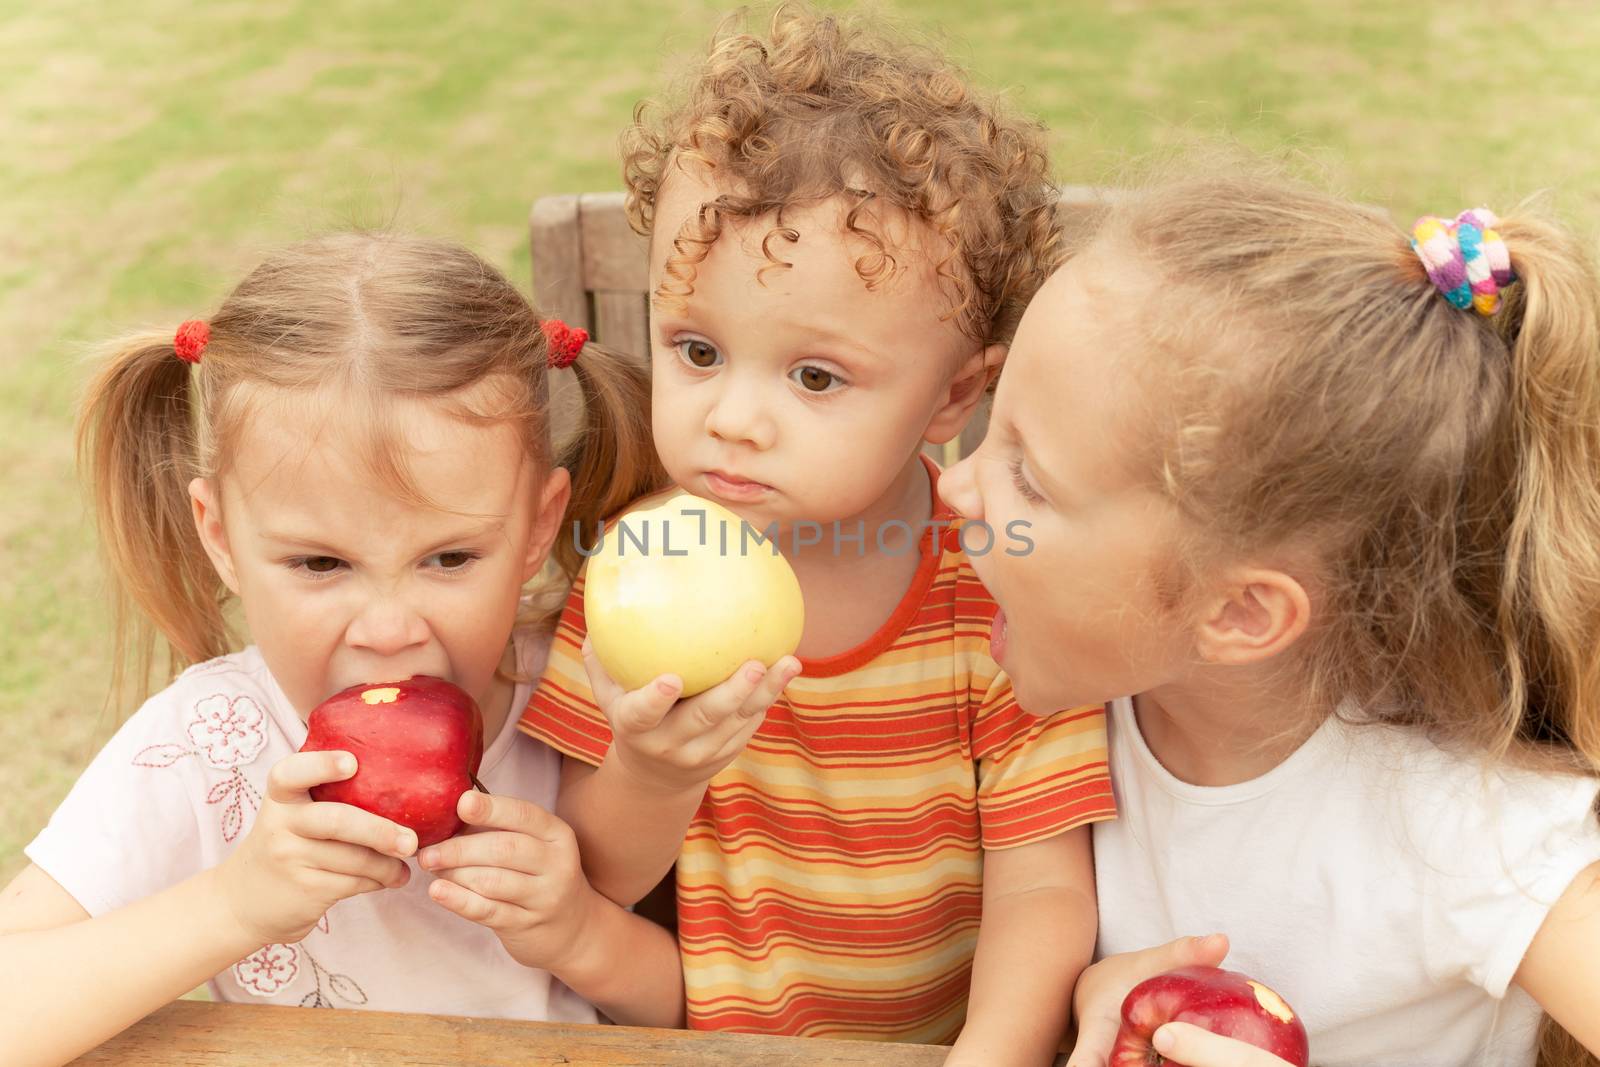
[259,519,508,557]
[807,324,891,365]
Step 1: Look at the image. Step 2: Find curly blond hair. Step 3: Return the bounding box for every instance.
[622,2,1061,346]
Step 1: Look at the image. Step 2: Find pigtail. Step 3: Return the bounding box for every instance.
[76,333,230,709]
[551,340,671,581]
[1487,214,1600,772]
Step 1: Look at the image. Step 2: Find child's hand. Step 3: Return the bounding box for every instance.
[581,636,802,794]
[418,791,596,973]
[1065,933,1231,1067]
[214,750,417,946]
[1133,1023,1302,1067]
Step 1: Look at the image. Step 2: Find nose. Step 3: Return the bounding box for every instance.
[704,374,777,451]
[345,594,430,658]
[939,451,984,522]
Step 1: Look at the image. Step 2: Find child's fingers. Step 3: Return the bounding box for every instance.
[582,638,683,732]
[578,636,625,706]
[456,790,570,844]
[298,838,413,888]
[678,660,769,735]
[710,703,770,767]
[1150,1023,1297,1067]
[265,750,357,803]
[310,871,394,901]
[1101,933,1229,984]
[582,639,684,734]
[674,657,796,760]
[1065,935,1231,1067]
[418,828,550,877]
[737,655,801,720]
[614,677,685,734]
[428,876,515,928]
[1155,932,1230,971]
[1063,1013,1119,1067]
[288,801,419,860]
[429,865,538,907]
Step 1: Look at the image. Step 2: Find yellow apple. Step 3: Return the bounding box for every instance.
[584,495,806,696]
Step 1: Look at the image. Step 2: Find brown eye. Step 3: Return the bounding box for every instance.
[794,366,838,392]
[303,556,342,574]
[678,339,720,368]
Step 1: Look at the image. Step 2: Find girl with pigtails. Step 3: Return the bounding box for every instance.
[0,232,682,1066]
[938,169,1600,1067]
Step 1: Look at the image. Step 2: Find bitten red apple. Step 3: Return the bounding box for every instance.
[1112,965,1310,1067]
[298,676,484,848]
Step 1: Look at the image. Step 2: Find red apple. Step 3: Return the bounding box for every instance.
[1112,965,1310,1067]
[298,676,484,848]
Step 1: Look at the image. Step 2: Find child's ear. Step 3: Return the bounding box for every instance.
[189,477,241,596]
[523,466,573,582]
[1193,567,1311,665]
[924,342,1006,445]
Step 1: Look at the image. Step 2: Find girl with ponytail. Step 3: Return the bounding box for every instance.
[0,232,679,1066]
[936,172,1600,1067]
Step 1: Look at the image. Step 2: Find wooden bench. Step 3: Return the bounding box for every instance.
[68,999,967,1065]
[529,188,1111,464]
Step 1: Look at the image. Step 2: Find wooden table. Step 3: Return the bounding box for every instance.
[68,1000,973,1065]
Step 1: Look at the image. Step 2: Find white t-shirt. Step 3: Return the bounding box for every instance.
[1094,695,1600,1067]
[26,631,597,1024]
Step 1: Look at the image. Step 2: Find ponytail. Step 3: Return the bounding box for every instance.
[550,339,670,580]
[1487,214,1600,771]
[1497,217,1600,1067]
[76,332,231,708]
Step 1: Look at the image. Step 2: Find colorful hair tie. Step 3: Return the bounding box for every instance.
[541,318,588,369]
[1409,208,1516,316]
[173,320,210,364]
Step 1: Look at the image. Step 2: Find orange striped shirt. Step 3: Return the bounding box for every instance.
[520,482,1115,1042]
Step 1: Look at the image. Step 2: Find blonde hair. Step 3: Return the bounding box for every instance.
[78,231,667,706]
[1088,174,1600,1066]
[622,1,1061,346]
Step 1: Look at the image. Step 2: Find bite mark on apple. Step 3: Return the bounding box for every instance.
[361,687,402,705]
[1248,980,1295,1024]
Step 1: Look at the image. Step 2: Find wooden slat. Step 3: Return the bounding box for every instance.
[530,193,592,330]
[68,1000,965,1066]
[593,288,651,365]
[578,191,650,292]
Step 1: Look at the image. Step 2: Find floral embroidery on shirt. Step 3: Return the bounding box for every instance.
[133,693,269,841]
[187,694,268,768]
[297,945,369,1008]
[234,943,299,996]
[231,916,366,1008]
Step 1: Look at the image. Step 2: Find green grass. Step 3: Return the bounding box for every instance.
[4,0,1600,881]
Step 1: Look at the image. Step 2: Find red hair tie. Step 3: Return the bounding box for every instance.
[541,319,588,369]
[173,320,210,364]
